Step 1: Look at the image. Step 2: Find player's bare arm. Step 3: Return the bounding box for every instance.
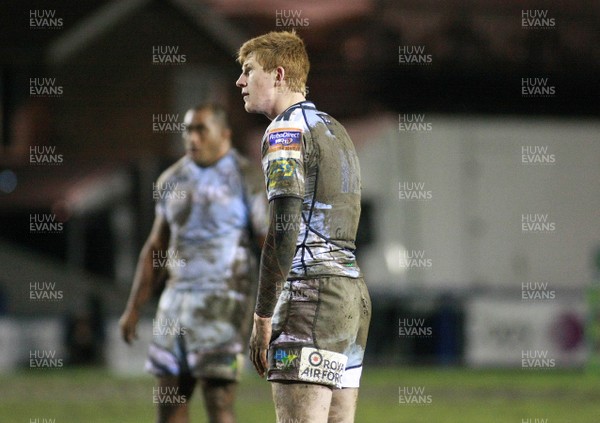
[250,196,302,376]
[119,213,170,344]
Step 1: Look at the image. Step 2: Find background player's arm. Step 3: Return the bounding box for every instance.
[119,214,170,344]
[242,163,269,251]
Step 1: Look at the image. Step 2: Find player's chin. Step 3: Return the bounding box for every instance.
[243,101,260,114]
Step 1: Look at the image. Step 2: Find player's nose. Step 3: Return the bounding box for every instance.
[236,74,246,87]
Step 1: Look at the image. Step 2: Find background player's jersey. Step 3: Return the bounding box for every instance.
[261,101,362,279]
[155,150,267,292]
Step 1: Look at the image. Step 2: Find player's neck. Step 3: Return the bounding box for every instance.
[268,93,306,120]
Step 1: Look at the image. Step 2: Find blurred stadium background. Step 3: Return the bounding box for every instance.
[1,0,599,422]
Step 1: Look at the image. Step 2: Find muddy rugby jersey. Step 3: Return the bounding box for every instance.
[261,101,362,280]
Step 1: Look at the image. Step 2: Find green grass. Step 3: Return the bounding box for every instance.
[1,367,597,422]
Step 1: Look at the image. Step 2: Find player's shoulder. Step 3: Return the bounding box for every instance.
[273,101,343,131]
[298,102,339,127]
[263,103,314,150]
[269,101,317,131]
[156,156,188,186]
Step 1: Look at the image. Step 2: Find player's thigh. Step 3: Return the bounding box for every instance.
[329,388,359,423]
[272,382,333,422]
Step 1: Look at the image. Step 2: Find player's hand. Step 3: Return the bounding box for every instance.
[119,308,139,345]
[249,313,272,378]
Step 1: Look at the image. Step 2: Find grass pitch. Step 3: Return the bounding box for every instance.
[1,366,597,422]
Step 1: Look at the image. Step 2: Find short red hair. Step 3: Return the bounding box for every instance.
[238,31,310,95]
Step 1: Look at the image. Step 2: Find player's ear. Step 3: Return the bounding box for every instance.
[275,66,285,86]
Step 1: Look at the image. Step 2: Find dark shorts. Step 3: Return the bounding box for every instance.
[267,276,371,389]
[145,286,250,381]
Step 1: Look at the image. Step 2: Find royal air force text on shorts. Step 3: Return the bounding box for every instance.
[30,281,63,301]
[152,250,186,269]
[398,386,433,405]
[30,350,63,369]
[29,10,63,29]
[153,114,186,133]
[152,46,187,65]
[398,46,432,65]
[398,114,432,132]
[30,78,63,97]
[521,214,556,233]
[298,349,346,386]
[299,360,344,385]
[521,146,555,164]
[522,350,556,369]
[275,10,309,28]
[399,182,432,201]
[521,78,556,97]
[30,146,63,165]
[522,10,555,29]
[399,318,433,338]
[153,386,187,404]
[29,214,63,233]
[521,282,556,301]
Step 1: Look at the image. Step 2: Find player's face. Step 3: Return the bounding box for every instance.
[183,109,230,166]
[236,55,278,118]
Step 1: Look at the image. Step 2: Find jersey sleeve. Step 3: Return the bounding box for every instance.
[261,127,305,201]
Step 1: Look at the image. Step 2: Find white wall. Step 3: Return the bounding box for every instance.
[355,115,600,293]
